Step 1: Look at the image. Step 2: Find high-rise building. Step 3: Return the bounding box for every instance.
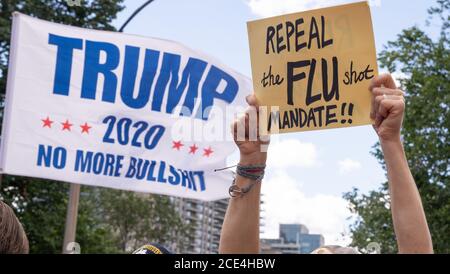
[174,198,229,254]
[173,195,265,254]
[261,223,324,254]
[279,224,309,243]
[297,233,325,254]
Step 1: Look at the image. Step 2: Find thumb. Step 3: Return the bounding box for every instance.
[246,94,259,108]
[369,73,397,90]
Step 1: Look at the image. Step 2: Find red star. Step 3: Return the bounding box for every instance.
[61,120,73,131]
[41,117,53,128]
[189,144,199,154]
[80,122,92,134]
[203,147,214,157]
[172,141,184,151]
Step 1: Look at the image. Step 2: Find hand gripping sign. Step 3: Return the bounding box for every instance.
[247,1,378,134]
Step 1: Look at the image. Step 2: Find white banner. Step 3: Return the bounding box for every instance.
[0,13,252,201]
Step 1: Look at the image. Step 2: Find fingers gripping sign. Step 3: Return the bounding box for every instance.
[247,2,379,134]
[369,74,405,142]
[232,95,270,163]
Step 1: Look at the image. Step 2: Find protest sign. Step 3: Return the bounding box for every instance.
[247,1,378,134]
[0,13,252,201]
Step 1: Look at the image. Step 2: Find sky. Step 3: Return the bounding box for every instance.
[112,0,440,246]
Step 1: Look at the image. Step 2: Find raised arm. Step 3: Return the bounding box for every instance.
[219,95,268,254]
[370,74,433,254]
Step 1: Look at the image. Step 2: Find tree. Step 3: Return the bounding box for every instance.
[0,1,192,254]
[0,0,126,254]
[98,189,192,253]
[344,0,449,253]
[0,176,122,253]
[0,0,124,102]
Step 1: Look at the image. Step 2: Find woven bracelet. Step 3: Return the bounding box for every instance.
[229,164,265,198]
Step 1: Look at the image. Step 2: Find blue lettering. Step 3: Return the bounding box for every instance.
[48,34,83,96]
[146,160,157,181]
[136,159,149,180]
[180,170,190,188]
[157,161,167,183]
[75,150,123,176]
[192,171,206,191]
[198,66,239,120]
[49,35,240,121]
[121,49,160,109]
[92,153,105,175]
[75,150,93,172]
[125,157,137,178]
[188,171,197,191]
[81,40,120,102]
[37,144,52,167]
[168,166,180,185]
[152,53,207,114]
[37,145,66,169]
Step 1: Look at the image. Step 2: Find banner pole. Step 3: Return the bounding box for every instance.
[62,183,81,254]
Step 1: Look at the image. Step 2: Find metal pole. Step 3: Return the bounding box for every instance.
[62,183,81,254]
[119,0,156,32]
[59,0,156,254]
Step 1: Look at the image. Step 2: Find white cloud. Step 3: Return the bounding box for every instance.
[261,170,354,246]
[338,158,362,174]
[267,139,319,168]
[246,0,382,18]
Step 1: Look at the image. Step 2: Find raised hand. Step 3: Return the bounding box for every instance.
[369,74,405,143]
[232,94,269,165]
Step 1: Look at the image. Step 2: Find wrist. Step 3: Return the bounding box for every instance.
[239,153,267,166]
[380,137,405,158]
[235,157,266,190]
[379,135,402,147]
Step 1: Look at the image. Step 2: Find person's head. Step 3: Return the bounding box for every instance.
[132,243,172,254]
[311,245,360,254]
[0,200,29,254]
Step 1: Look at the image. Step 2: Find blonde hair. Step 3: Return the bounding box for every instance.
[311,245,360,254]
[0,201,29,254]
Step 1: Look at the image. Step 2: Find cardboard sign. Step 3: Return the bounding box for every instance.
[247,1,378,134]
[0,13,252,201]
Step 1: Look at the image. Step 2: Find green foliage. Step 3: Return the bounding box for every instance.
[0,0,125,99]
[1,177,121,253]
[0,0,125,254]
[0,0,190,254]
[343,187,397,253]
[99,190,191,252]
[344,0,450,253]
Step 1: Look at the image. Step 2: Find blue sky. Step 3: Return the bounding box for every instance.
[112,0,440,245]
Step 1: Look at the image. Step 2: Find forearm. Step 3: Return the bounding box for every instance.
[381,139,433,253]
[219,157,264,254]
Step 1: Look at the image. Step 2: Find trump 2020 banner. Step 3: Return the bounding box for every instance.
[0,13,251,201]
